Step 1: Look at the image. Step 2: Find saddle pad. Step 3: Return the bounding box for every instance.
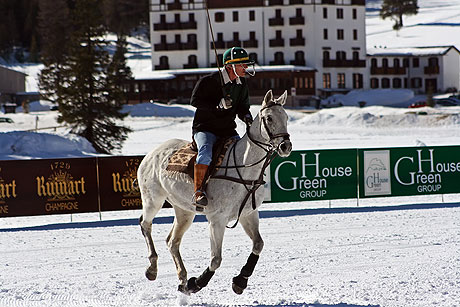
[165,138,236,180]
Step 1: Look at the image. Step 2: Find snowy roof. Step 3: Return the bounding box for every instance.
[367,46,459,57]
[133,65,316,81]
[0,64,27,76]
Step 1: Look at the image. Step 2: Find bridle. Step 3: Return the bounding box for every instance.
[211,102,291,228]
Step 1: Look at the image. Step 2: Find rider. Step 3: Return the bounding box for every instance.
[190,47,256,207]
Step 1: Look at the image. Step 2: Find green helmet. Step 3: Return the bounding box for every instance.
[223,47,255,66]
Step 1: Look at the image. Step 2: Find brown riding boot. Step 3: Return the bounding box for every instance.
[193,163,209,207]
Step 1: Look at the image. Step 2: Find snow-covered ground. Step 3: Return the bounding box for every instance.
[1,1,460,306]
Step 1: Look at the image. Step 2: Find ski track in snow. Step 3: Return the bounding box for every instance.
[1,206,459,307]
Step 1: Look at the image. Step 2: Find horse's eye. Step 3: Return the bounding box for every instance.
[266,116,273,122]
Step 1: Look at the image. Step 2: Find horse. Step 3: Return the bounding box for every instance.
[138,89,292,295]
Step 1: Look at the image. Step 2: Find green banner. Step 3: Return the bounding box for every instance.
[268,149,358,202]
[359,146,460,198]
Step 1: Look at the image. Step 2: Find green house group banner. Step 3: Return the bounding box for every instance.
[267,149,358,202]
[359,146,460,198]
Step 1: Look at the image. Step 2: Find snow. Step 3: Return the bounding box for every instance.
[1,2,460,306]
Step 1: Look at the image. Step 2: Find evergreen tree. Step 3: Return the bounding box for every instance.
[380,0,419,30]
[38,0,71,102]
[51,0,131,154]
[107,35,133,105]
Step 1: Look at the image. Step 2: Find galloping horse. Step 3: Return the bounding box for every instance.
[138,90,292,295]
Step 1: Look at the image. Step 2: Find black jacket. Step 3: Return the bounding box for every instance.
[191,71,250,137]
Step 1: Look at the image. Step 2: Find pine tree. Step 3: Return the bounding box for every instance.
[52,0,131,154]
[380,0,419,30]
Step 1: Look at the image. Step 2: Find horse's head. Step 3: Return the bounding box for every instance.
[258,90,292,157]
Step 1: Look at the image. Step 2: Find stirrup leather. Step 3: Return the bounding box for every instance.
[192,190,208,207]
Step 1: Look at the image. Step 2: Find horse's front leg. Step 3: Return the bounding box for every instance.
[185,219,226,294]
[232,210,264,295]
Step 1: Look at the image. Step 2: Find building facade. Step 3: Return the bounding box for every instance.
[367,46,460,94]
[149,0,367,99]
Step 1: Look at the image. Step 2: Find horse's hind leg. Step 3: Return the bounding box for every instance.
[232,210,264,294]
[139,191,166,281]
[166,206,195,292]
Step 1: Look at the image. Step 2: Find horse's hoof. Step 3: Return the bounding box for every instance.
[186,277,201,294]
[232,282,244,295]
[145,268,157,281]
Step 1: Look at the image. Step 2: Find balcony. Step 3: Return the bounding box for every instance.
[322,0,335,4]
[290,59,306,66]
[290,37,305,46]
[351,0,365,5]
[370,66,406,75]
[289,0,304,4]
[154,63,169,70]
[210,41,226,49]
[225,40,242,48]
[167,1,181,10]
[268,0,283,5]
[207,0,263,8]
[289,16,305,25]
[323,59,366,68]
[154,41,197,51]
[243,39,258,48]
[268,17,284,26]
[269,38,285,47]
[154,20,197,31]
[269,59,285,65]
[424,65,440,75]
[183,62,198,69]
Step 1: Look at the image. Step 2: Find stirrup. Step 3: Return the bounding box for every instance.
[192,190,208,207]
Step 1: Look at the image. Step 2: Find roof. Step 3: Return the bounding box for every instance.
[0,64,27,76]
[134,65,316,81]
[367,45,460,57]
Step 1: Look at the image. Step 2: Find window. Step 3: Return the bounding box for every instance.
[274,52,284,64]
[187,33,196,42]
[337,73,346,88]
[249,52,258,64]
[428,57,438,66]
[353,51,359,61]
[217,32,223,41]
[352,8,357,19]
[295,50,305,62]
[393,78,402,88]
[249,10,255,21]
[323,50,330,60]
[233,11,238,22]
[160,14,166,23]
[337,29,344,40]
[159,56,169,68]
[187,55,197,67]
[215,12,224,22]
[323,29,328,40]
[323,7,328,19]
[353,29,358,40]
[403,58,409,67]
[353,73,363,89]
[189,13,195,22]
[370,78,379,89]
[411,77,422,88]
[393,58,400,67]
[249,31,256,40]
[174,34,181,43]
[413,58,419,67]
[233,32,239,41]
[275,30,282,39]
[382,58,388,68]
[337,8,344,19]
[323,73,331,88]
[296,29,303,38]
[296,8,302,17]
[371,58,377,67]
[336,51,346,60]
[174,13,180,23]
[160,35,167,44]
[275,9,282,18]
[382,78,390,88]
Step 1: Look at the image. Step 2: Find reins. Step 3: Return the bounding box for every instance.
[211,103,290,228]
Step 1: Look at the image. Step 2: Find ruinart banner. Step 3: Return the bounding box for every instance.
[0,158,99,217]
[268,149,358,202]
[359,146,460,198]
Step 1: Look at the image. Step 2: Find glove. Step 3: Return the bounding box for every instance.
[218,96,232,109]
[243,114,253,127]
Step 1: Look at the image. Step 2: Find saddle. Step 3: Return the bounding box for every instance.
[165,137,236,181]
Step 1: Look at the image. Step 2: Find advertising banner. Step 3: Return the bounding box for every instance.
[360,146,460,198]
[98,156,144,211]
[268,149,358,202]
[0,158,99,217]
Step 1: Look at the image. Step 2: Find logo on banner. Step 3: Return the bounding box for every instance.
[0,167,16,214]
[112,158,141,208]
[364,150,391,196]
[36,161,86,212]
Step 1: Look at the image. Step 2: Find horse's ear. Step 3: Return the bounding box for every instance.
[275,90,288,106]
[263,89,273,107]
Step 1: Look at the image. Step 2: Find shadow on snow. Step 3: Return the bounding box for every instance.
[1,202,459,232]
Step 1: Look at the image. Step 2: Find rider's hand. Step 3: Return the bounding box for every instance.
[243,114,253,127]
[218,97,232,109]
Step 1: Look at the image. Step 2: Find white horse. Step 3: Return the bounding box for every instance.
[138,90,292,295]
